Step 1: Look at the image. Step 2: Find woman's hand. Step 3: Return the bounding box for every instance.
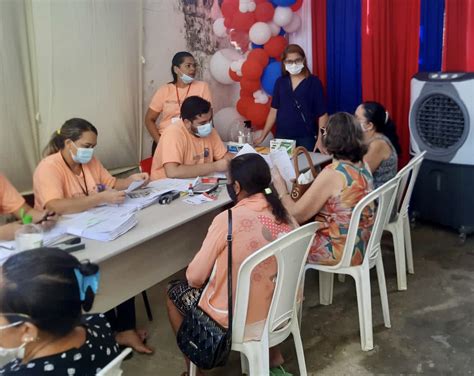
[99,190,126,205]
[253,132,267,146]
[33,211,58,231]
[130,172,150,187]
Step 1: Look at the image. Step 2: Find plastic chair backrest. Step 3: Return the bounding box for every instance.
[393,151,426,218]
[96,347,132,376]
[139,157,153,175]
[232,222,317,344]
[337,177,400,269]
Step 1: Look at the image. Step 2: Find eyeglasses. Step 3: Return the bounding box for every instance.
[0,313,30,330]
[283,58,304,65]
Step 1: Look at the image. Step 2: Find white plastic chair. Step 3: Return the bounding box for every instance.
[190,222,317,376]
[385,151,426,290]
[301,177,399,351]
[96,347,132,376]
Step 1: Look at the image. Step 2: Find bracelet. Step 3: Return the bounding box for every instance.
[279,192,289,200]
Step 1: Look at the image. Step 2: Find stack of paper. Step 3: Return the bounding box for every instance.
[147,178,195,193]
[122,187,164,211]
[61,206,137,242]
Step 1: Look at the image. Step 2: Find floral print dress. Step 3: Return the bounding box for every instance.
[308,161,374,266]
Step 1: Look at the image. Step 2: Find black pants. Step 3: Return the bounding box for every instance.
[105,297,136,333]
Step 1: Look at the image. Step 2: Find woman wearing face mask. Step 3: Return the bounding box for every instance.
[145,51,212,155]
[0,248,120,375]
[355,101,401,188]
[166,153,295,375]
[33,118,153,354]
[254,44,328,151]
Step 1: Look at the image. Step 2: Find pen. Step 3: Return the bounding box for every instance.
[38,212,56,224]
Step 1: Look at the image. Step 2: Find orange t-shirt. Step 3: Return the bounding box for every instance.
[150,120,228,180]
[33,152,117,209]
[186,194,294,333]
[148,81,212,134]
[0,174,25,214]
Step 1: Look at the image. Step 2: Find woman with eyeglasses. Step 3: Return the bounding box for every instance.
[254,44,328,152]
[145,51,213,155]
[33,118,152,354]
[0,248,119,375]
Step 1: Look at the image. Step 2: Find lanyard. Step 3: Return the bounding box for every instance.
[175,82,192,108]
[61,154,89,196]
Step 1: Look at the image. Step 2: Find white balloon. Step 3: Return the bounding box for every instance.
[249,22,272,45]
[273,6,293,27]
[253,129,274,147]
[267,21,281,37]
[213,18,227,38]
[253,89,269,104]
[214,107,245,142]
[239,0,256,13]
[284,13,301,33]
[210,49,243,85]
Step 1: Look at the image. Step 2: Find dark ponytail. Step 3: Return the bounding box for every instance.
[170,51,194,84]
[43,118,98,157]
[361,101,402,155]
[0,248,100,337]
[229,154,290,224]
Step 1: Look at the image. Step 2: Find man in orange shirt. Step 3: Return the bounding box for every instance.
[150,96,232,180]
[0,174,55,240]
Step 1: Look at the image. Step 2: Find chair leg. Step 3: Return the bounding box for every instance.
[240,353,249,375]
[298,269,308,326]
[291,313,308,376]
[319,271,334,305]
[242,340,269,376]
[142,291,153,322]
[354,269,373,351]
[375,255,391,328]
[190,362,197,376]
[403,215,415,274]
[391,221,407,291]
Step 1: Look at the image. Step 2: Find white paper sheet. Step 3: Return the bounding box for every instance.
[125,179,146,193]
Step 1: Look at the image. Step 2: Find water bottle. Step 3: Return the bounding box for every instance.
[15,215,43,252]
[237,121,246,144]
[244,120,253,145]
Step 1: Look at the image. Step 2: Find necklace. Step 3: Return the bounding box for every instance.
[61,153,89,196]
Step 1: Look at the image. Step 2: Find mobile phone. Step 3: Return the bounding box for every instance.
[192,182,218,194]
[55,243,86,253]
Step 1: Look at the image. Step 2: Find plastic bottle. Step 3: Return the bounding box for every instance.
[244,120,253,145]
[237,121,246,144]
[188,183,194,196]
[15,215,43,252]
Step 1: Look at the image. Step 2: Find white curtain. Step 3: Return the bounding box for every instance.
[0,0,40,192]
[0,0,142,192]
[32,0,142,171]
[289,1,313,71]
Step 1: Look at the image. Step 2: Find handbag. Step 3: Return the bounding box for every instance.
[176,209,233,370]
[290,146,319,201]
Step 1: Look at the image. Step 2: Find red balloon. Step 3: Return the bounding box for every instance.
[291,0,304,11]
[232,11,256,31]
[221,0,238,18]
[224,17,233,29]
[236,96,254,117]
[241,59,264,80]
[240,89,253,99]
[255,0,268,3]
[228,68,241,82]
[264,36,288,59]
[255,2,275,22]
[240,77,261,94]
[246,102,270,128]
[247,48,270,68]
[230,29,250,53]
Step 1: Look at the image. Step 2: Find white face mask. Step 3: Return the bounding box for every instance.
[285,63,304,75]
[0,342,26,360]
[194,121,213,138]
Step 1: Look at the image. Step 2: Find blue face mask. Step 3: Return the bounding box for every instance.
[195,121,213,138]
[70,142,94,164]
[180,73,194,85]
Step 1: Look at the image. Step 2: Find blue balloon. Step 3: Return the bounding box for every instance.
[251,42,264,49]
[269,57,277,63]
[261,61,282,96]
[271,0,297,6]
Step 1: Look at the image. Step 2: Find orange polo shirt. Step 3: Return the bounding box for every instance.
[150,120,227,180]
[33,152,116,209]
[0,174,25,214]
[148,81,212,134]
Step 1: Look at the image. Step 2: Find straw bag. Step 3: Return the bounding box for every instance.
[290,146,318,201]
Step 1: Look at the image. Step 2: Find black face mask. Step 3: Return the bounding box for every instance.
[226,183,238,203]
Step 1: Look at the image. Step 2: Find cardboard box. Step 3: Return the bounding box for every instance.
[270,138,296,156]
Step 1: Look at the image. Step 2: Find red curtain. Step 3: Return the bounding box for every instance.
[361,0,420,166]
[311,0,327,90]
[443,0,474,71]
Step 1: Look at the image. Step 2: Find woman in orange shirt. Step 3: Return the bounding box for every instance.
[166,153,295,375]
[144,51,212,155]
[33,118,152,354]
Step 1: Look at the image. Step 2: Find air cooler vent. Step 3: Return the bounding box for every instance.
[416,94,465,150]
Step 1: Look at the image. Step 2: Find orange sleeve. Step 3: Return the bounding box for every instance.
[0,175,25,214]
[91,158,116,188]
[160,127,187,166]
[210,130,228,160]
[33,161,66,209]
[186,211,227,287]
[148,85,168,113]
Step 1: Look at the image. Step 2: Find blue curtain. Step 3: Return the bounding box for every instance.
[419,0,445,71]
[326,0,361,114]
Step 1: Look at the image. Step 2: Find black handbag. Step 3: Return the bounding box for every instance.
[176,209,233,370]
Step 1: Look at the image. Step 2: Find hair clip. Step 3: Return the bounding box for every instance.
[56,129,61,135]
[74,268,100,301]
[264,187,272,195]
